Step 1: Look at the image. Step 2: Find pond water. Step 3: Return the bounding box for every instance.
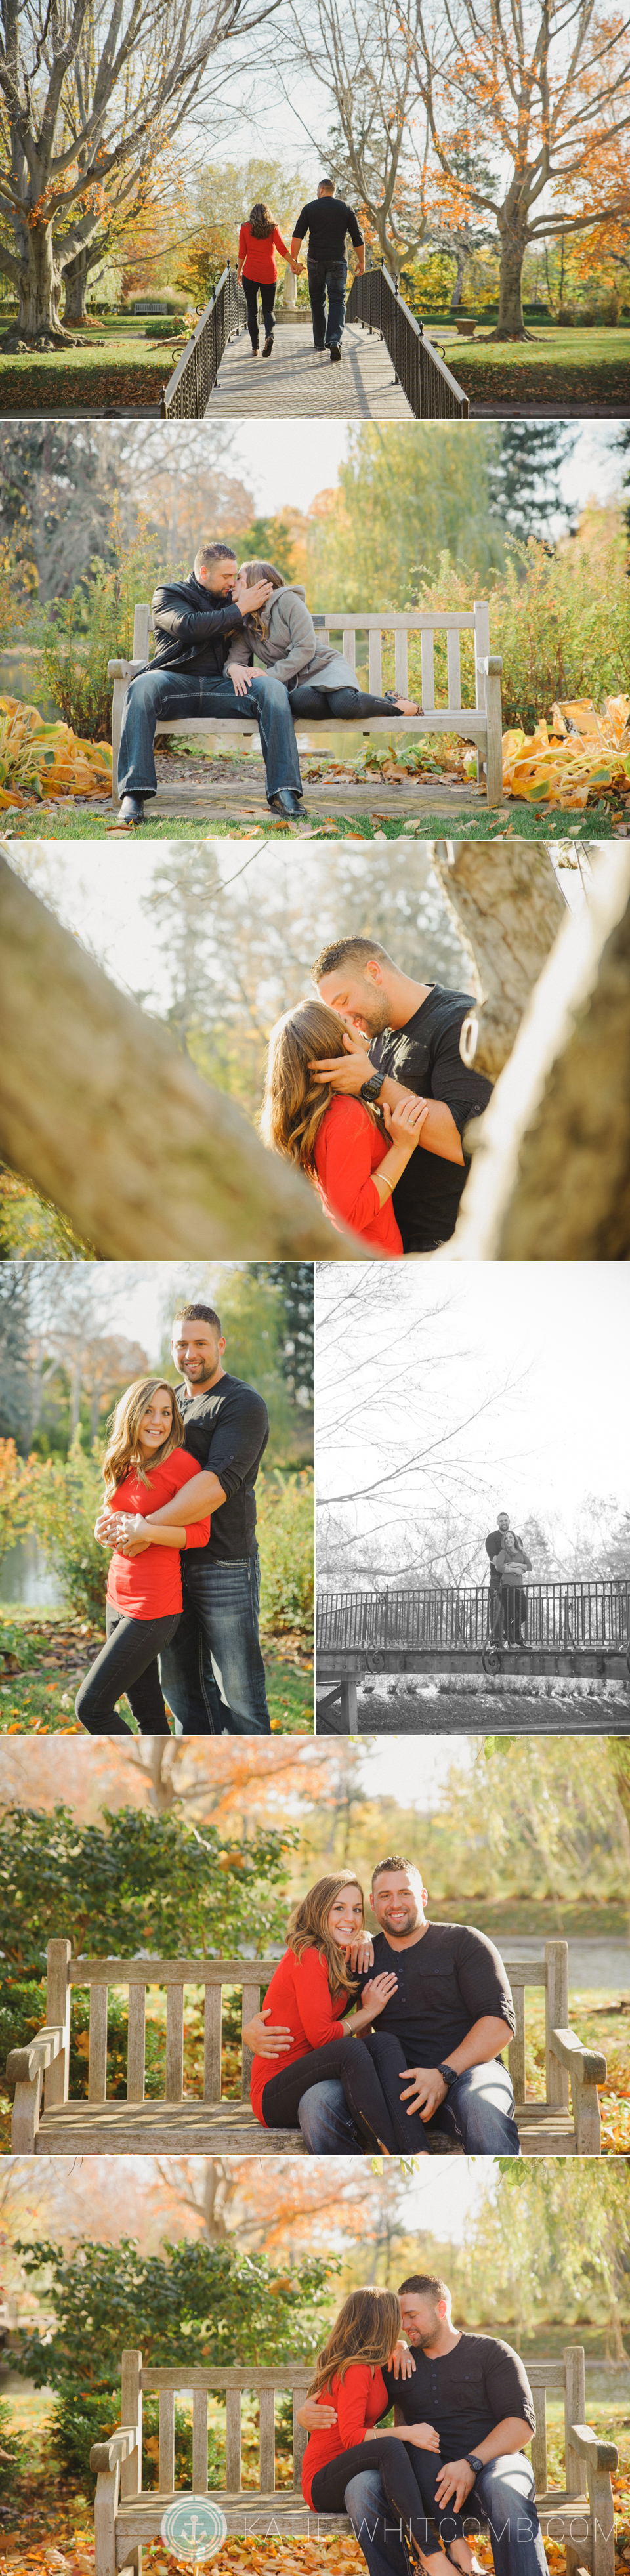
[507,1936,630,1988]
[0,1537,64,1609]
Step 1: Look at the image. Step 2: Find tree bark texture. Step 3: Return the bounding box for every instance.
[445,843,630,1258]
[63,249,89,323]
[430,840,566,1076]
[495,204,530,337]
[0,855,358,1260]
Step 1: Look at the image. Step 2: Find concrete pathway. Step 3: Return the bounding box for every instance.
[207,319,413,419]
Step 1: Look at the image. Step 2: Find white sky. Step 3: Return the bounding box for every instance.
[316,1264,629,1534]
[228,420,625,520]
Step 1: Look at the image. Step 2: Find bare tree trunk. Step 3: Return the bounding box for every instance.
[446,843,630,1258]
[494,203,530,339]
[63,249,89,324]
[0,855,358,1260]
[16,222,72,341]
[429,841,566,1076]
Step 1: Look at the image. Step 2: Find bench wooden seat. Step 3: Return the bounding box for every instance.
[91,2349,617,2576]
[8,1935,604,2157]
[107,599,503,805]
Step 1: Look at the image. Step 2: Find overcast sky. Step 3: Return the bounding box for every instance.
[316,1263,628,1540]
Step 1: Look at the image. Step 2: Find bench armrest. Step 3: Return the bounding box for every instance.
[476,654,503,675]
[569,2424,618,2472]
[90,2426,140,2472]
[549,2027,607,2084]
[107,658,146,679]
[7,2026,65,2083]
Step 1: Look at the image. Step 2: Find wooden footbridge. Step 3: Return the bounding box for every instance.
[316,1579,630,1728]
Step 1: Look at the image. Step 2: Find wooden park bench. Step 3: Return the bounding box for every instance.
[7,1935,604,2157]
[108,599,503,805]
[90,2345,617,2576]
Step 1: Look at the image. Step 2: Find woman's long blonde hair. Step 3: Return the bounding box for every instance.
[308,2288,402,2396]
[238,557,285,639]
[287,1871,364,2003]
[260,1000,377,1175]
[102,1377,184,1495]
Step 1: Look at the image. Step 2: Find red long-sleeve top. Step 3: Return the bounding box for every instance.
[238,222,291,282]
[250,1944,347,2127]
[313,1098,403,1255]
[302,2364,390,2506]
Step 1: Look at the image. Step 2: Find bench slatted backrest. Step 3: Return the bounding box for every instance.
[502,1944,570,2110]
[136,2363,314,2496]
[47,1946,279,2106]
[131,601,491,716]
[47,1939,570,2111]
[120,2351,587,2502]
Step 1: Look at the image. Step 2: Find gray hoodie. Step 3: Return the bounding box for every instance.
[229,583,358,692]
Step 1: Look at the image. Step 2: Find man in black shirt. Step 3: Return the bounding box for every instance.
[244,1855,520,2151]
[99,1299,271,1733]
[117,538,304,825]
[312,935,492,1251]
[297,2271,547,2576]
[291,178,364,358]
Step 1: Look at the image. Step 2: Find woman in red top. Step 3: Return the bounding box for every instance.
[260,1002,429,1254]
[249,1874,439,2156]
[301,2286,473,2576]
[75,1377,212,1737]
[237,200,302,358]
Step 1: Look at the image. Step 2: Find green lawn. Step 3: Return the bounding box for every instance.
[0,312,175,410]
[2,801,620,839]
[451,324,630,406]
[0,1606,313,1733]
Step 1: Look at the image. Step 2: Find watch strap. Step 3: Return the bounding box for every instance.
[437,2061,458,2086]
[360,1072,383,1103]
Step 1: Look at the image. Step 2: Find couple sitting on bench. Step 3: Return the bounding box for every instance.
[117,538,419,824]
[298,2274,547,2576]
[244,1858,521,2156]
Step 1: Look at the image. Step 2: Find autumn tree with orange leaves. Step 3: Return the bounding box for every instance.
[407,0,630,335]
[0,0,281,343]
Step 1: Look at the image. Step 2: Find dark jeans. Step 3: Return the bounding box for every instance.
[343,2453,548,2576]
[75,1601,180,1735]
[260,2029,438,2155]
[310,2436,435,2548]
[159,1552,270,1735]
[297,2054,520,2157]
[289,685,408,721]
[117,668,303,803]
[242,276,276,347]
[503,1584,528,1644]
[307,254,347,347]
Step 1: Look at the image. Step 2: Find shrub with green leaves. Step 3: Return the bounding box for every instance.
[40,503,165,742]
[24,1435,105,1621]
[13,2237,333,2487]
[1,1800,295,1977]
[257,1471,314,1636]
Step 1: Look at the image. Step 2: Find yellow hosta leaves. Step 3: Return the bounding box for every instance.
[503,695,630,807]
[0,696,112,806]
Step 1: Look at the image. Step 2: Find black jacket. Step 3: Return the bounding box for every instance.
[150,570,251,675]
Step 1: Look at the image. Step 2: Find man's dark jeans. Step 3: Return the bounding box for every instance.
[75,1601,180,1735]
[343,2453,549,2576]
[159,1551,270,1735]
[243,276,276,348]
[297,2056,520,2155]
[117,668,303,804]
[307,254,347,347]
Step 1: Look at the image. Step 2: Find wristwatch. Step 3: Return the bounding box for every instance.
[359,1072,383,1103]
[465,2457,484,2478]
[436,2062,458,2087]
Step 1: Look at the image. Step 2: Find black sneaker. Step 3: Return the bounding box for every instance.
[267,789,303,814]
[329,345,341,362]
[117,793,146,824]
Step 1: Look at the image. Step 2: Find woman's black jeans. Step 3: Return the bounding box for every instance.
[289,684,411,721]
[310,2434,441,2554]
[243,276,276,347]
[260,2029,434,2155]
[75,1601,181,1735]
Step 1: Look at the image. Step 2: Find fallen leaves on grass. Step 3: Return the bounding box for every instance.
[503,694,630,809]
[0,699,112,807]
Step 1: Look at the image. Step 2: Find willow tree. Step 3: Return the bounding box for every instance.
[0,0,280,343]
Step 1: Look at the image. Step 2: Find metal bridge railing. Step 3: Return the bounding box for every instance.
[346,264,469,420]
[316,1580,630,1656]
[160,264,240,419]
